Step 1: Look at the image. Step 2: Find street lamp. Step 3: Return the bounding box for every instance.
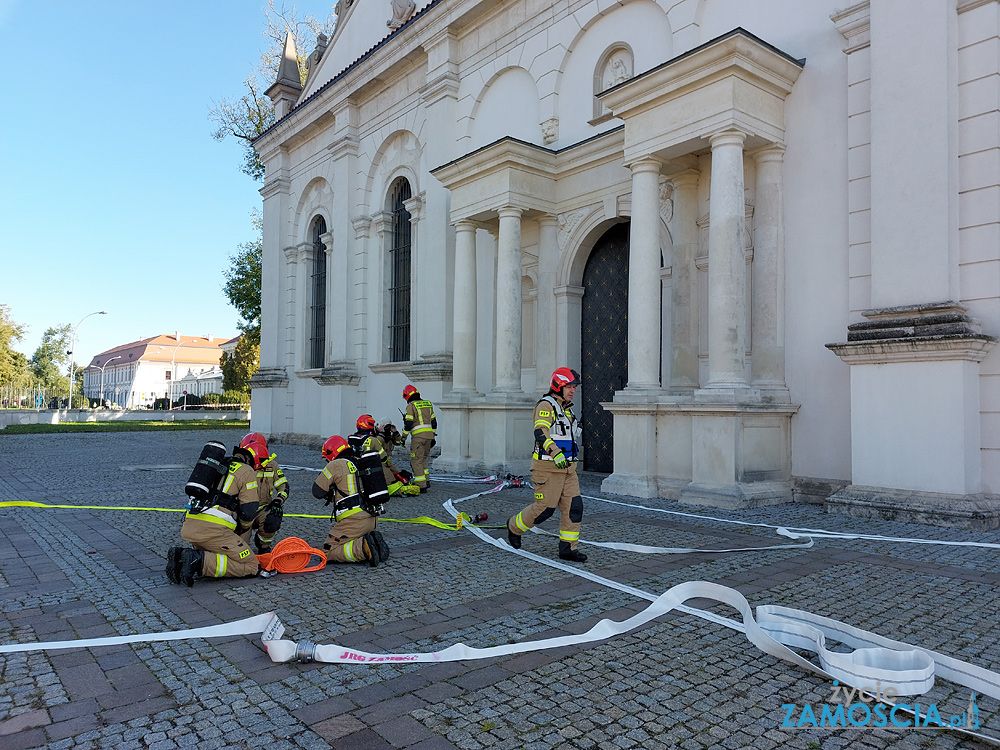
[169,338,200,409]
[99,355,122,407]
[67,310,108,410]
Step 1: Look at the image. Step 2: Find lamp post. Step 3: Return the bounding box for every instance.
[67,310,108,410]
[99,355,122,407]
[169,338,200,409]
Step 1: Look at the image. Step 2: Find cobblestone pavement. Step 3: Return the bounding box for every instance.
[1,429,999,749]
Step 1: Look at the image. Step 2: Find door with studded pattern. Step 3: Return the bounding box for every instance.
[580,222,629,473]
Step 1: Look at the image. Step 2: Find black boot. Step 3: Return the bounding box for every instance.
[180,548,204,587]
[363,534,380,568]
[558,542,587,563]
[166,547,183,584]
[507,527,522,549]
[371,530,390,562]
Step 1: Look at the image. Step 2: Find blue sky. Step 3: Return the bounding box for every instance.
[0,1,329,362]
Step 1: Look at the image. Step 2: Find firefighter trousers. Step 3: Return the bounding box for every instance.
[409,434,434,488]
[321,511,377,563]
[181,517,260,578]
[507,460,583,550]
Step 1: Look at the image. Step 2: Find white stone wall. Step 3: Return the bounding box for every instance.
[255,0,1000,503]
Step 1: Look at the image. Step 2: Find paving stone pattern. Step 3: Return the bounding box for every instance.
[0,429,998,748]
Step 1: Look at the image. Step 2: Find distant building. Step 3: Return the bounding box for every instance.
[83,334,228,408]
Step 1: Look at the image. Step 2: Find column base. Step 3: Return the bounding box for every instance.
[825,485,1000,531]
[601,472,659,499]
[679,480,792,510]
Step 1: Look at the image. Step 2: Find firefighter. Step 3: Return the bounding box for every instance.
[166,434,265,586]
[349,415,419,497]
[311,435,389,566]
[506,367,587,563]
[401,384,436,491]
[239,432,289,554]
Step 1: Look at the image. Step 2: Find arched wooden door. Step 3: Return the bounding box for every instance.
[580,222,629,473]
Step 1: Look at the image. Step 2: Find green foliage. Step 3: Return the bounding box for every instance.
[0,305,29,385]
[223,389,252,407]
[208,1,336,182]
[221,335,260,393]
[223,212,263,345]
[201,392,223,406]
[30,324,72,395]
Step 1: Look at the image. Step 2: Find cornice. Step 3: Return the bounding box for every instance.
[826,336,997,365]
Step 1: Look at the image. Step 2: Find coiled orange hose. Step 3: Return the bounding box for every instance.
[256,537,327,574]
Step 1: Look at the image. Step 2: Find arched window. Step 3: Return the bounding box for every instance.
[309,216,327,369]
[388,178,412,362]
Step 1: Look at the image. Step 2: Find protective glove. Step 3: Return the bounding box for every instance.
[275,491,288,506]
[553,452,568,469]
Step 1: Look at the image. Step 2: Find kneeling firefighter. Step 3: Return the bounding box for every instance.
[239,432,289,554]
[507,367,587,563]
[349,414,419,497]
[311,435,391,566]
[167,434,266,586]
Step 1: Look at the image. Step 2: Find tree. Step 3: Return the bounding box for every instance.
[30,325,72,395]
[224,211,263,346]
[208,1,336,181]
[221,335,261,394]
[0,305,28,385]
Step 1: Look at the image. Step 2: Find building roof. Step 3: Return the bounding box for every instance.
[85,335,228,369]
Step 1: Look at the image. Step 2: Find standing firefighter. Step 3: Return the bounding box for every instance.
[167,434,266,586]
[311,435,390,566]
[240,432,289,554]
[349,414,419,497]
[507,367,587,562]
[401,384,436,491]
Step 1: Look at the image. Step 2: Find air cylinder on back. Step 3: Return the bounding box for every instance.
[185,440,228,500]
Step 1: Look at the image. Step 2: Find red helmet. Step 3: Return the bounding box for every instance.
[239,432,269,469]
[402,384,419,401]
[321,435,350,462]
[550,367,581,393]
[356,414,376,431]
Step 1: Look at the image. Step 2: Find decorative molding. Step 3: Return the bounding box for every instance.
[659,178,674,225]
[352,217,372,239]
[541,118,559,145]
[372,210,393,238]
[387,0,416,29]
[827,336,997,365]
[260,176,290,199]
[314,361,362,386]
[556,206,593,250]
[827,485,1000,531]
[958,0,999,12]
[327,134,360,160]
[403,353,454,382]
[421,72,461,105]
[249,367,289,389]
[403,192,425,224]
[831,1,870,54]
[282,245,299,262]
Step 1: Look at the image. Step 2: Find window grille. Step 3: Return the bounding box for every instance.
[310,217,328,369]
[388,179,412,362]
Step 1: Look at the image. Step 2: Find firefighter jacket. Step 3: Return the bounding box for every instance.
[257,454,289,505]
[349,430,401,476]
[185,460,260,532]
[312,458,367,521]
[533,393,581,462]
[403,398,437,438]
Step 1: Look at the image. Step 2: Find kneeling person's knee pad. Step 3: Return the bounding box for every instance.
[569,495,583,523]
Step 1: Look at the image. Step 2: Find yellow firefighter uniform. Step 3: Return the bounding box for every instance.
[311,457,380,564]
[403,397,436,490]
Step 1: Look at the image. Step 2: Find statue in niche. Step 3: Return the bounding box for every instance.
[388,0,416,29]
[602,51,632,91]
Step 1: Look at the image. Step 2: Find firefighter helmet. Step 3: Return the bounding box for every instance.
[321,435,350,462]
[238,432,269,469]
[402,384,420,401]
[549,367,581,393]
[356,414,376,431]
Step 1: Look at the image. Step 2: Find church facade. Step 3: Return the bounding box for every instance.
[252,0,1000,528]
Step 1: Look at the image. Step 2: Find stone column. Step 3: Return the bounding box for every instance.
[668,170,701,391]
[751,146,786,389]
[706,129,748,389]
[452,220,478,392]
[627,157,663,389]
[296,242,315,370]
[536,216,560,386]
[321,231,336,366]
[494,207,523,393]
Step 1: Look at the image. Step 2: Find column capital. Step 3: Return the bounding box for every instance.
[497,206,523,221]
[372,210,393,237]
[668,169,701,189]
[751,144,785,163]
[403,193,425,224]
[297,241,314,262]
[319,231,334,249]
[352,217,372,239]
[708,129,747,149]
[553,285,585,300]
[537,214,560,229]
[282,245,299,262]
[626,156,664,175]
[454,219,478,233]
